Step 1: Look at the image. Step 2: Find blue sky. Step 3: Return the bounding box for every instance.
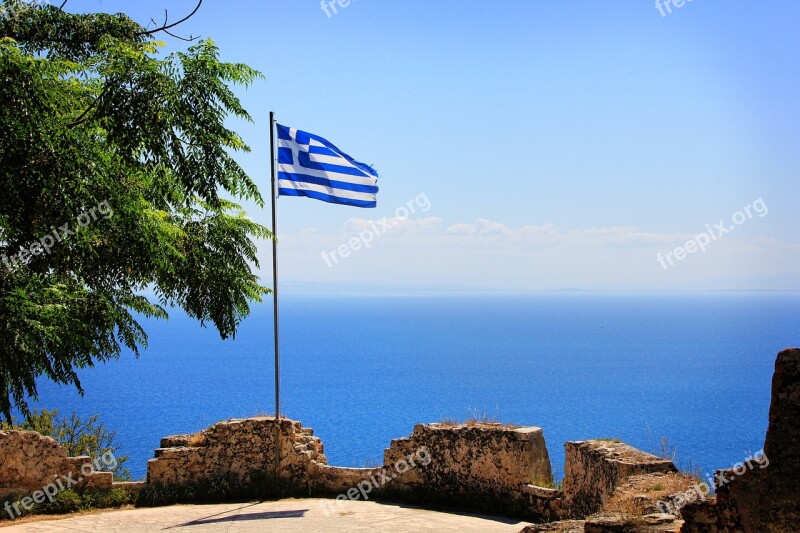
[77,1,799,291]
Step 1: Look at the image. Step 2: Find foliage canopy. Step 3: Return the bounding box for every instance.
[0,0,270,420]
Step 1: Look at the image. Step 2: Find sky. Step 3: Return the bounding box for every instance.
[72,0,799,292]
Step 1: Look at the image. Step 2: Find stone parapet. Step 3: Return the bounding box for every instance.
[564,440,677,517]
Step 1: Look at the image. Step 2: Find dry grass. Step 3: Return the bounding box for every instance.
[659,436,678,462]
[604,472,701,516]
[438,408,520,429]
[437,418,520,429]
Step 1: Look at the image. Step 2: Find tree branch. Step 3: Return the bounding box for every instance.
[136,0,203,37]
[163,28,200,42]
[66,83,112,129]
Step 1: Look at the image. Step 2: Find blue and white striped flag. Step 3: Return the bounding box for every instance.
[276,124,379,208]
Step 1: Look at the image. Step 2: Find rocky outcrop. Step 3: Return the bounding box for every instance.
[681,348,800,532]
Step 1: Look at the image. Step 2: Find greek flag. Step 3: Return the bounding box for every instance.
[276,124,379,208]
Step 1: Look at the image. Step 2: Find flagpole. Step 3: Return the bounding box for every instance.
[269,111,281,485]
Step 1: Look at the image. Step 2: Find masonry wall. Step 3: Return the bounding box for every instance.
[147,418,678,522]
[4,348,799,528]
[147,418,565,519]
[146,416,386,498]
[0,412,683,523]
[563,440,677,517]
[383,423,561,520]
[387,423,553,489]
[0,430,112,499]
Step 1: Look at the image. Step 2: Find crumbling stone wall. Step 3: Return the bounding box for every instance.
[563,440,677,517]
[383,423,562,520]
[147,416,385,497]
[150,419,670,522]
[5,346,798,530]
[1,412,686,523]
[33,345,793,530]
[0,430,112,498]
[387,423,553,490]
[148,417,327,491]
[682,348,800,532]
[149,418,564,519]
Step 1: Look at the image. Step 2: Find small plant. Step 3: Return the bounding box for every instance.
[45,489,84,515]
[644,483,666,492]
[0,488,137,520]
[79,488,135,509]
[465,407,499,425]
[531,476,556,489]
[135,471,279,507]
[679,459,705,483]
[439,406,519,428]
[660,436,677,462]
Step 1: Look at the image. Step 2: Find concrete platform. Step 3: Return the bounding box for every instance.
[1,498,532,532]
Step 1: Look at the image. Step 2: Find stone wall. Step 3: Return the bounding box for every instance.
[383,423,561,520]
[5,346,799,530]
[563,440,677,517]
[148,417,328,492]
[147,416,385,498]
[0,412,684,525]
[148,418,675,522]
[148,418,563,519]
[681,348,800,533]
[388,423,553,489]
[0,430,112,499]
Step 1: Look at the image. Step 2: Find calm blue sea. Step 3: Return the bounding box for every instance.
[29,293,800,482]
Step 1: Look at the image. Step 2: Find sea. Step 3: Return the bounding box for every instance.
[28,293,800,482]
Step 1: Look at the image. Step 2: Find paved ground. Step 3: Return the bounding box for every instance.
[1,498,532,532]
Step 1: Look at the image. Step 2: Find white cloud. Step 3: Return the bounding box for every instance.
[261,216,800,292]
[344,216,443,235]
[444,219,687,247]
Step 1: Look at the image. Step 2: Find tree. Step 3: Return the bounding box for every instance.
[0,0,271,420]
